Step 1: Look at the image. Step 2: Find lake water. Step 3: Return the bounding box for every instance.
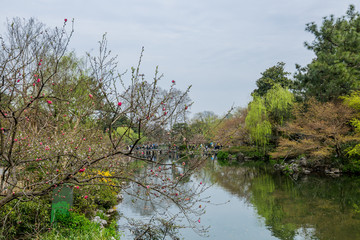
[117,159,360,239]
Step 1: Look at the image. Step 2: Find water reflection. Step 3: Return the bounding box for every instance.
[118,160,360,239]
[200,162,360,240]
[118,156,208,239]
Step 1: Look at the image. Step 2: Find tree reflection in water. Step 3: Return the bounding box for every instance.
[118,154,210,239]
[201,161,360,240]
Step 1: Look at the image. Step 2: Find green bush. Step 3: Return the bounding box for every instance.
[1,172,121,239]
[343,159,360,173]
[217,150,229,161]
[223,146,265,159]
[179,144,187,151]
[41,212,121,240]
[0,196,51,240]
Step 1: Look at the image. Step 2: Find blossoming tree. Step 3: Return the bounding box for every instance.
[0,18,207,238]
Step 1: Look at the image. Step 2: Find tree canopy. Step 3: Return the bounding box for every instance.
[252,62,293,97]
[294,5,360,102]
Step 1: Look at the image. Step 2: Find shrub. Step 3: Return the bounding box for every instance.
[0,196,51,240]
[179,145,187,151]
[41,212,121,240]
[217,151,229,161]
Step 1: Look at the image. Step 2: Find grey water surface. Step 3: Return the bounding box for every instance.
[117,160,360,240]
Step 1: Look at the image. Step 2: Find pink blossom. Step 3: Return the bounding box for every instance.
[182,162,185,166]
[172,80,175,83]
[84,195,88,199]
[146,185,150,189]
[64,18,67,22]
[75,186,79,189]
[47,100,52,104]
[198,218,201,223]
[118,102,122,106]
[37,78,41,83]
[89,94,93,98]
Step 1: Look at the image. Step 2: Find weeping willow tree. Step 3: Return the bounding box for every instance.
[246,84,294,153]
[245,95,272,153]
[265,83,294,126]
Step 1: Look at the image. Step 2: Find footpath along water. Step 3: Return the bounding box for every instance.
[117,159,360,239]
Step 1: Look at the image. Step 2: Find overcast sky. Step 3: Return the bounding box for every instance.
[0,0,357,116]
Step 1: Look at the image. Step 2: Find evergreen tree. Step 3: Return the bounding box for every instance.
[294,5,360,102]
